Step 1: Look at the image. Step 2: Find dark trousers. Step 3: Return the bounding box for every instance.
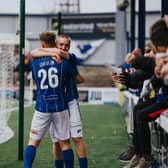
[133,98,168,155]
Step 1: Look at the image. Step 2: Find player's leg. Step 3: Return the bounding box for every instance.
[72,137,88,168]
[59,139,74,168]
[71,125,88,168]
[73,137,87,158]
[24,112,51,168]
[69,99,88,168]
[24,139,41,168]
[50,123,64,168]
[52,110,74,168]
[53,142,64,168]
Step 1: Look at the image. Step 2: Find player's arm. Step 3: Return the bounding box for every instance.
[75,73,85,84]
[40,48,69,59]
[68,53,85,84]
[31,48,61,63]
[31,48,69,59]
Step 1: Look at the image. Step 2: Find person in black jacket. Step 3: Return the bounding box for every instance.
[110,45,157,163]
[119,58,157,166]
[124,18,168,168]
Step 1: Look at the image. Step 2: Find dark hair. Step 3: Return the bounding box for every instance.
[39,32,56,47]
[150,18,168,47]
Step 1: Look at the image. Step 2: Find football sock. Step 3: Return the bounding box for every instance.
[55,160,64,168]
[62,149,74,168]
[79,158,88,168]
[24,145,36,168]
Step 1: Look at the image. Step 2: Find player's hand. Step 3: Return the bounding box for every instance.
[38,48,69,59]
[56,49,69,59]
[51,55,62,64]
[48,48,69,59]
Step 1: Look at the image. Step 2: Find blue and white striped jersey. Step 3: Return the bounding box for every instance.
[66,53,79,102]
[31,56,77,112]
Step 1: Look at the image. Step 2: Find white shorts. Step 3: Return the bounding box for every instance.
[50,99,83,142]
[69,99,83,138]
[30,110,70,141]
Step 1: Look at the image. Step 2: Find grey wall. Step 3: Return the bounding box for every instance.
[0,16,18,34]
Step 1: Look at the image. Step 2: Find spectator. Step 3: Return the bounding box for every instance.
[123,18,168,168]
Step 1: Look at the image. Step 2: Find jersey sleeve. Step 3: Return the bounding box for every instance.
[69,53,78,65]
[70,61,79,77]
[68,54,79,78]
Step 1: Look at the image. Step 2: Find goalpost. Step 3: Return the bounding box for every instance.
[0,34,18,144]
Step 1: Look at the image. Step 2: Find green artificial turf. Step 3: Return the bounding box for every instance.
[0,104,129,168]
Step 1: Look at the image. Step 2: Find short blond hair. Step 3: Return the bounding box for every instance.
[56,34,71,44]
